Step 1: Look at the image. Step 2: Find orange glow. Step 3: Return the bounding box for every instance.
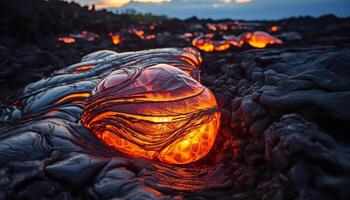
[110,34,121,45]
[193,31,282,52]
[270,25,281,32]
[133,29,145,38]
[95,0,171,9]
[224,35,242,47]
[192,37,215,52]
[245,31,283,48]
[207,24,217,31]
[74,65,95,72]
[207,23,232,32]
[82,64,220,165]
[214,43,230,51]
[192,35,235,52]
[145,34,156,40]
[56,93,91,104]
[217,23,228,31]
[59,31,99,43]
[57,37,76,44]
[132,29,156,40]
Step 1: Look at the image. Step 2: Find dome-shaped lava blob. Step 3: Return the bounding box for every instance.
[81,64,220,165]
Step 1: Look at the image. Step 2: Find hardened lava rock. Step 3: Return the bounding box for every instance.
[0,48,231,199]
[0,45,350,200]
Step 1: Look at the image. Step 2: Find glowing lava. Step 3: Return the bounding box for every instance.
[82,64,220,165]
[57,37,76,44]
[192,34,240,52]
[109,33,121,45]
[270,25,281,32]
[192,31,282,52]
[244,31,283,48]
[74,65,95,73]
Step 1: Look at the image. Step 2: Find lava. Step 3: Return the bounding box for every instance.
[132,28,156,40]
[57,37,76,44]
[270,25,281,32]
[109,33,121,45]
[74,65,95,72]
[243,31,283,48]
[207,23,229,32]
[133,29,145,39]
[57,31,99,44]
[56,93,91,104]
[192,34,240,52]
[82,64,220,165]
[192,31,282,52]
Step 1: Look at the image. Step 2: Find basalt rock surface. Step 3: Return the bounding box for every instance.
[1,0,350,200]
[1,45,350,200]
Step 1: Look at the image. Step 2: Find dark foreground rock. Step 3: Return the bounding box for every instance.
[0,45,349,200]
[0,0,350,199]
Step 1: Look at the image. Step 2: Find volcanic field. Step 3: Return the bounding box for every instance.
[0,0,350,199]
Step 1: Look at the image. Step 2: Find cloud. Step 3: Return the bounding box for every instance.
[67,0,171,8]
[68,0,251,8]
[67,0,350,20]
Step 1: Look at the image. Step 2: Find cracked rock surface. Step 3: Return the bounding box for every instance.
[1,1,350,199]
[0,45,349,200]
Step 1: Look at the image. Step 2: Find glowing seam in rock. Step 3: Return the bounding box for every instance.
[56,93,91,104]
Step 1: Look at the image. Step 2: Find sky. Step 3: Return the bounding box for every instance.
[68,0,350,20]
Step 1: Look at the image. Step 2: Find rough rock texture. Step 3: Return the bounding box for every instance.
[1,1,350,199]
[1,45,350,200]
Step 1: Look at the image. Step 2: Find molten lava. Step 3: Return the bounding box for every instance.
[244,31,283,48]
[57,31,99,44]
[74,65,95,72]
[270,25,281,32]
[57,37,76,44]
[133,29,145,39]
[192,31,282,52]
[132,28,156,40]
[110,33,121,45]
[82,64,220,165]
[192,34,239,52]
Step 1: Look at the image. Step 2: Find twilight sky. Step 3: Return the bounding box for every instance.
[67,0,350,20]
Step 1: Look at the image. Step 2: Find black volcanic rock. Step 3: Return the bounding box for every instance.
[0,0,350,199]
[264,114,350,200]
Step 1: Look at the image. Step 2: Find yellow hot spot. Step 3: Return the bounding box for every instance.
[56,93,91,104]
[82,64,220,165]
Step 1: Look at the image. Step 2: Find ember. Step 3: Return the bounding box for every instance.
[82,64,220,165]
[109,33,121,45]
[74,65,95,72]
[57,37,76,44]
[132,28,156,40]
[133,29,145,39]
[58,31,99,44]
[270,25,281,32]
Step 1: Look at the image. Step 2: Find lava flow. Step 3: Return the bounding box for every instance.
[57,37,76,44]
[82,64,220,165]
[57,31,99,44]
[192,31,282,52]
[243,31,283,48]
[109,33,121,45]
